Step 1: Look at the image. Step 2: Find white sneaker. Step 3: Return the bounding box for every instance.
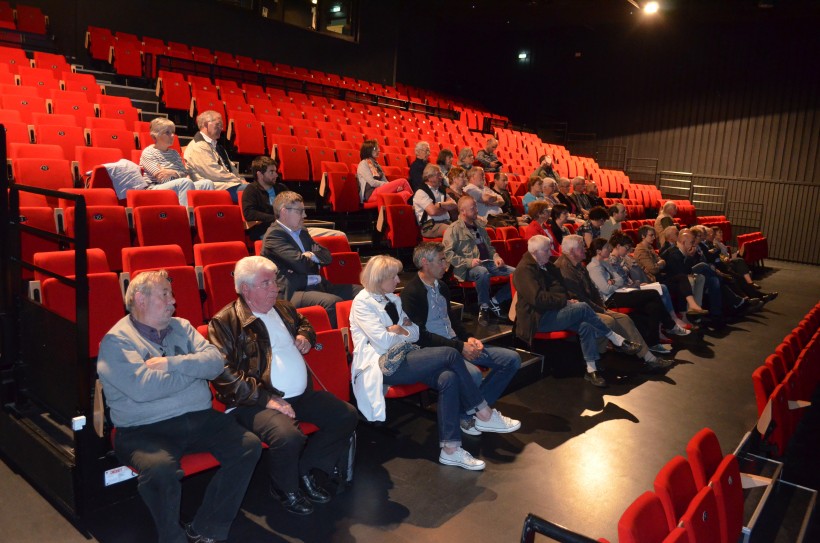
[439,447,485,470]
[473,409,521,433]
[460,418,482,436]
[666,324,691,336]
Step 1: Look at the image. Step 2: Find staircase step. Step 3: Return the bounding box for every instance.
[102,83,158,102]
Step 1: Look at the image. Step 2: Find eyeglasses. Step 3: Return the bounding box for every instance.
[252,279,277,289]
[285,207,306,214]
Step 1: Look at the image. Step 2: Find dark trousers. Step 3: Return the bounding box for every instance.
[232,388,358,494]
[606,289,672,345]
[114,409,262,543]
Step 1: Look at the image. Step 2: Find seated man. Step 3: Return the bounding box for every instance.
[409,141,431,192]
[261,192,361,327]
[556,235,671,369]
[532,154,557,180]
[443,196,515,325]
[243,156,346,242]
[475,137,502,172]
[599,203,626,241]
[402,242,522,432]
[139,117,216,206]
[183,109,247,202]
[568,176,592,217]
[555,177,583,219]
[586,181,605,208]
[412,163,456,238]
[97,270,261,543]
[513,235,641,387]
[463,166,515,227]
[209,256,358,515]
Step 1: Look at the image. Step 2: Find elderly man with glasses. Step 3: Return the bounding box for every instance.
[183,109,247,202]
[412,163,457,238]
[261,192,361,327]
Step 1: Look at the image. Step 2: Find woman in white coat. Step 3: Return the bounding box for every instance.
[350,255,517,471]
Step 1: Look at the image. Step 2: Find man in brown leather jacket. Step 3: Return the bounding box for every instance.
[208,256,357,516]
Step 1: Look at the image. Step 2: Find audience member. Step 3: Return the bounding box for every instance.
[576,206,609,248]
[409,141,431,191]
[491,172,520,221]
[458,147,475,171]
[569,177,592,217]
[444,196,515,325]
[475,137,502,172]
[547,204,572,258]
[555,177,582,218]
[436,148,454,179]
[663,230,721,323]
[261,192,361,327]
[659,225,679,256]
[183,110,246,202]
[513,235,641,387]
[522,176,545,215]
[599,203,626,240]
[587,182,605,208]
[654,201,678,239]
[402,243,522,435]
[556,235,667,369]
[139,118,216,206]
[413,164,457,238]
[208,257,358,516]
[97,271,261,543]
[543,177,561,207]
[356,140,412,204]
[350,256,520,471]
[523,200,551,240]
[532,154,557,180]
[463,167,511,226]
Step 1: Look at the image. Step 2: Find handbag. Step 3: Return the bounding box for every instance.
[378,341,419,376]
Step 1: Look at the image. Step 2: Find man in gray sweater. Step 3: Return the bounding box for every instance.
[97,270,261,543]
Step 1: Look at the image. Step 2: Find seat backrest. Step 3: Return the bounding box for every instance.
[18,207,59,279]
[9,142,65,160]
[41,272,125,357]
[303,329,350,401]
[202,261,238,319]
[708,454,743,543]
[653,455,699,531]
[321,251,363,286]
[617,491,670,543]
[296,305,333,333]
[33,248,110,285]
[89,128,137,155]
[58,188,119,208]
[133,266,204,325]
[685,428,724,489]
[133,205,194,264]
[326,172,360,213]
[12,158,74,197]
[313,235,351,253]
[194,205,245,244]
[187,190,234,208]
[64,205,132,271]
[122,245,187,275]
[127,189,179,208]
[75,147,125,177]
[193,241,249,268]
[679,486,721,543]
[34,124,87,161]
[384,205,419,248]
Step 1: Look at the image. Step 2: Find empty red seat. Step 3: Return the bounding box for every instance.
[306,146,336,182]
[111,43,143,77]
[685,428,724,489]
[277,144,311,182]
[122,245,187,275]
[617,491,670,543]
[34,125,86,162]
[11,158,74,201]
[654,456,699,531]
[127,189,179,208]
[202,261,238,319]
[193,241,248,268]
[384,205,419,248]
[1,94,49,123]
[98,104,141,128]
[64,205,131,271]
[296,305,333,333]
[678,486,720,543]
[88,128,138,155]
[133,205,194,264]
[194,205,245,244]
[16,5,48,34]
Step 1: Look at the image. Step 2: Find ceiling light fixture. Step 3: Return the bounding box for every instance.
[626,0,660,15]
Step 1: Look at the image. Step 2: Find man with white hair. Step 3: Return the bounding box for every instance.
[463,166,505,221]
[514,235,642,387]
[209,256,358,515]
[412,163,457,238]
[475,137,502,172]
[409,140,431,192]
[183,109,247,202]
[97,270,261,543]
[556,234,672,369]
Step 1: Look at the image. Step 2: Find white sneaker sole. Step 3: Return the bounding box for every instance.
[474,420,521,433]
[439,456,486,471]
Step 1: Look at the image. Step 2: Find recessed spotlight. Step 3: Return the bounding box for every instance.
[644,1,659,14]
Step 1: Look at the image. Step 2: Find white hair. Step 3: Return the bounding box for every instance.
[561,234,585,254]
[233,256,278,294]
[527,235,552,254]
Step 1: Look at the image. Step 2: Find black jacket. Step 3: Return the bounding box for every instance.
[261,222,333,300]
[513,252,570,344]
[400,274,471,352]
[208,297,316,408]
[241,180,290,241]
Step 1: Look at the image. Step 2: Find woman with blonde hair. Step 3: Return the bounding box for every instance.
[350,255,519,471]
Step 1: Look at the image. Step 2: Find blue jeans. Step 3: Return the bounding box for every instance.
[148,178,214,206]
[383,346,487,448]
[226,182,247,204]
[537,302,611,363]
[466,262,515,306]
[464,346,521,410]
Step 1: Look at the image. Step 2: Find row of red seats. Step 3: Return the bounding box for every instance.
[752,305,820,457]
[736,232,768,266]
[696,216,732,245]
[0,2,47,34]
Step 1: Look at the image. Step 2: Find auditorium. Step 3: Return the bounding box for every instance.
[0,0,818,541]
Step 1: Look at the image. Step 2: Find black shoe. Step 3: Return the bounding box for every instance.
[271,485,314,515]
[184,523,221,543]
[477,307,491,326]
[641,357,674,373]
[619,340,642,356]
[488,299,504,319]
[762,292,779,303]
[300,474,331,503]
[746,298,765,314]
[732,298,749,311]
[584,371,607,388]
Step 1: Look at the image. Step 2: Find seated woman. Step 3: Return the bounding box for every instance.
[608,233,691,333]
[523,200,551,240]
[446,166,468,220]
[350,255,520,471]
[436,148,454,180]
[576,206,609,248]
[522,176,545,215]
[547,204,572,259]
[543,177,561,208]
[139,117,215,205]
[586,238,678,354]
[457,146,475,171]
[356,140,412,204]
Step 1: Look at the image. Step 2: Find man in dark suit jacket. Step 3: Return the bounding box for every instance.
[261,192,360,327]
